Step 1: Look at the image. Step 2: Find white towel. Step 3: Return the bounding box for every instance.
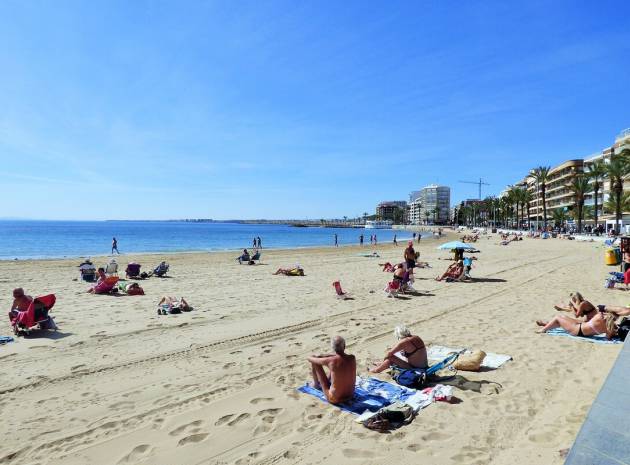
[427,345,512,369]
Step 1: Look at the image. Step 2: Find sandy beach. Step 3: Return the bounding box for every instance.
[0,233,622,465]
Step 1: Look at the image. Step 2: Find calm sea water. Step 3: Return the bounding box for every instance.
[0,221,426,260]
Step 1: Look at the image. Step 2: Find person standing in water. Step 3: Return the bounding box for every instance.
[334,233,338,247]
[111,237,120,254]
[393,234,397,246]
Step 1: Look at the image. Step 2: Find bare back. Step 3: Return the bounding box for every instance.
[327,353,356,402]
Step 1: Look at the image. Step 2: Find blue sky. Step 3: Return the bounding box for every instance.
[1,0,629,220]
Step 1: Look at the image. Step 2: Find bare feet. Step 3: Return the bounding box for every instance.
[536,320,547,327]
[554,305,569,312]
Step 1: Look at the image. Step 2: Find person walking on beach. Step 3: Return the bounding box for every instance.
[253,237,257,248]
[393,234,397,246]
[359,234,364,246]
[334,233,338,247]
[417,233,421,244]
[374,234,377,245]
[111,237,120,254]
[369,234,373,245]
[257,236,262,248]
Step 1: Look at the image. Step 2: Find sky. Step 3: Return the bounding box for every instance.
[1,0,629,220]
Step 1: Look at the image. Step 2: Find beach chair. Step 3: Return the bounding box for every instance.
[105,259,118,276]
[390,350,464,388]
[153,261,169,277]
[250,251,261,263]
[385,279,401,298]
[126,263,141,278]
[10,294,57,335]
[333,281,351,300]
[92,276,120,294]
[79,260,97,282]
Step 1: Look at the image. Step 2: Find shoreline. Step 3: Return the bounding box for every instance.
[0,232,441,262]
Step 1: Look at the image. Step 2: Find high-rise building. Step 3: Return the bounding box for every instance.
[418,184,450,224]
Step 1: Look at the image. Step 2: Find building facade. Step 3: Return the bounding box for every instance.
[417,184,450,224]
[407,197,423,225]
[503,128,630,230]
[376,201,408,223]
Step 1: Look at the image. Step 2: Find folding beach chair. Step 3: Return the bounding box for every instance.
[125,263,141,278]
[105,259,118,276]
[10,294,57,335]
[333,281,351,300]
[390,350,465,388]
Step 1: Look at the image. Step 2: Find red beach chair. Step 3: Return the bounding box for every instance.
[333,281,352,300]
[10,294,57,335]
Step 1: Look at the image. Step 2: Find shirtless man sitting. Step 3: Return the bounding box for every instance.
[9,288,33,321]
[307,336,356,404]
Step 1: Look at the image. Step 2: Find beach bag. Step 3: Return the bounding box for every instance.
[605,278,616,289]
[452,350,486,372]
[363,402,414,432]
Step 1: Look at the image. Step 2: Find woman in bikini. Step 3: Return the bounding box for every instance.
[536,293,608,336]
[370,325,428,373]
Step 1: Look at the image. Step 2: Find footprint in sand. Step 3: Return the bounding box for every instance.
[249,397,273,404]
[117,444,154,464]
[169,420,204,437]
[177,433,209,446]
[215,414,234,426]
[223,362,237,369]
[109,400,135,411]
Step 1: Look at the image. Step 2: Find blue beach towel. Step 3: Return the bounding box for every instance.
[546,328,622,344]
[297,377,415,415]
[0,336,14,345]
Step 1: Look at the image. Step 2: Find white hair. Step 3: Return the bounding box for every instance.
[394,325,411,339]
[331,335,346,354]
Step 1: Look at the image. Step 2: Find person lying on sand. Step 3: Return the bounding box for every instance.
[307,336,356,404]
[537,295,630,339]
[157,296,192,314]
[274,266,304,276]
[8,288,33,321]
[370,325,428,373]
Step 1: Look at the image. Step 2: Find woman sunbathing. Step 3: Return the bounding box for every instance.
[537,294,630,338]
[157,296,192,314]
[435,261,464,282]
[273,266,304,276]
[370,325,428,373]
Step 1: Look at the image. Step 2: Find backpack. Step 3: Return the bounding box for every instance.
[390,367,426,388]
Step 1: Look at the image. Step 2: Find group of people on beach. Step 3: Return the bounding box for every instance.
[308,325,426,404]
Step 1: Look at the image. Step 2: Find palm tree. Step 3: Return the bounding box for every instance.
[606,149,630,233]
[586,159,607,230]
[522,189,534,230]
[424,210,431,225]
[432,208,439,225]
[531,166,551,228]
[552,208,568,228]
[566,175,591,233]
[605,191,630,217]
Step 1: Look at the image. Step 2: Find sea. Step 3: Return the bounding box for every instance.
[0,221,430,260]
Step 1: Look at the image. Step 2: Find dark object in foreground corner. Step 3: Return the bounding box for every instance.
[563,337,630,464]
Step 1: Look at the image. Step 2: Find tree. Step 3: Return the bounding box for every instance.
[531,166,551,228]
[586,159,607,230]
[522,189,534,230]
[566,175,591,233]
[606,149,630,233]
[433,208,439,225]
[424,210,431,225]
[605,192,630,217]
[552,208,568,228]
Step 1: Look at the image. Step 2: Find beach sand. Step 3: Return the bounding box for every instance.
[0,233,622,465]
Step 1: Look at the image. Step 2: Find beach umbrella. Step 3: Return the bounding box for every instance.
[436,241,478,251]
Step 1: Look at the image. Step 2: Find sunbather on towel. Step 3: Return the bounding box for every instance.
[370,325,428,373]
[157,296,192,314]
[8,288,33,322]
[307,336,356,404]
[544,293,630,339]
[119,282,145,296]
[274,266,304,276]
